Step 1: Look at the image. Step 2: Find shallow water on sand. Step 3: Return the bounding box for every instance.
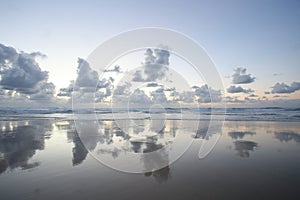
[0,118,300,200]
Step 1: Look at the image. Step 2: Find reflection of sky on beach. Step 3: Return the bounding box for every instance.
[0,118,300,199]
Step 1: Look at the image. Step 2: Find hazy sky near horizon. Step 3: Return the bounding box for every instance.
[0,0,300,106]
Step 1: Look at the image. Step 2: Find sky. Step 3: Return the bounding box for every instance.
[0,0,300,107]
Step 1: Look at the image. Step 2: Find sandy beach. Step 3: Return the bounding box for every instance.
[1,115,300,200]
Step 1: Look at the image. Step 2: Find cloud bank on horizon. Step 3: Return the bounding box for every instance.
[0,43,300,108]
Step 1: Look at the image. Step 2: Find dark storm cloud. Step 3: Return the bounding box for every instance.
[0,43,57,101]
[0,43,49,93]
[271,82,300,94]
[227,85,254,93]
[30,82,56,100]
[232,67,255,84]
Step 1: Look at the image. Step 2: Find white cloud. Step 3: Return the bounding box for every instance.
[232,67,255,84]
[132,48,170,82]
[271,82,300,94]
[113,82,131,96]
[227,85,254,93]
[104,65,121,73]
[129,89,151,105]
[193,84,222,103]
[57,81,74,97]
[146,82,160,87]
[150,88,168,103]
[177,91,195,103]
[75,58,99,88]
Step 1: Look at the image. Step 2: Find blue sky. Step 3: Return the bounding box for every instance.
[0,0,300,106]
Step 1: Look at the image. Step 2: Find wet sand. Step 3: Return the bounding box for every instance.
[0,118,300,200]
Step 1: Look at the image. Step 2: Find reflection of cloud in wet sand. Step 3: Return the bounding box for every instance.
[274,131,300,143]
[0,120,53,174]
[67,130,88,166]
[142,142,170,182]
[144,166,171,183]
[195,126,209,139]
[228,131,255,139]
[234,140,258,158]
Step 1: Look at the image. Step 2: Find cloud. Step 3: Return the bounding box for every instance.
[113,82,131,96]
[143,64,168,82]
[232,67,255,84]
[227,85,254,93]
[132,48,170,82]
[75,58,99,88]
[273,95,288,98]
[248,94,258,97]
[177,91,195,103]
[150,88,168,103]
[95,87,112,103]
[0,43,57,102]
[29,82,55,100]
[57,81,74,97]
[143,48,170,65]
[225,96,245,103]
[94,78,114,103]
[60,59,114,103]
[164,87,175,92]
[132,70,145,82]
[104,65,121,73]
[271,82,300,94]
[146,82,160,87]
[169,85,222,104]
[143,49,156,65]
[193,84,222,103]
[153,49,170,65]
[97,77,113,89]
[0,43,49,94]
[129,89,151,105]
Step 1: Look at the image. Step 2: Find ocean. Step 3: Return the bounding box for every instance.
[0,107,299,121]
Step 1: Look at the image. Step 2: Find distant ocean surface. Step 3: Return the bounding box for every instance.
[0,107,299,122]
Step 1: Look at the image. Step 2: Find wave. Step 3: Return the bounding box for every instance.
[0,107,299,122]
